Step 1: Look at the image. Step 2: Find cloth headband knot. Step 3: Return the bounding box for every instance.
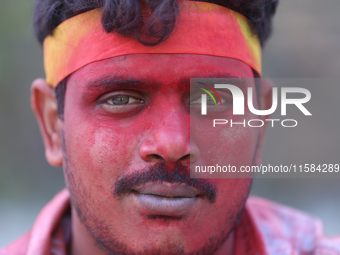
[43,1,262,88]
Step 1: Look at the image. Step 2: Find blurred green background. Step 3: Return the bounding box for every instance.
[1,0,339,246]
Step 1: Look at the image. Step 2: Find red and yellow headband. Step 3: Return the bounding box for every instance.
[43,1,261,88]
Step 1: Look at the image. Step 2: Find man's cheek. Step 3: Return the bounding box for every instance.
[90,128,135,167]
[65,124,138,186]
[219,126,256,163]
[195,126,256,164]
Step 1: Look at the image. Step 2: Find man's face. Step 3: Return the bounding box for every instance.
[61,54,262,254]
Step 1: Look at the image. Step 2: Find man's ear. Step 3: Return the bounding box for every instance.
[254,78,275,165]
[31,78,63,167]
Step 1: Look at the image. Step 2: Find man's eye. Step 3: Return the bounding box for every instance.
[97,91,147,116]
[106,96,145,105]
[190,95,226,105]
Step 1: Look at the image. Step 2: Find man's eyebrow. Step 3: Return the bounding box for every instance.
[85,76,159,90]
[178,72,241,82]
[187,74,248,88]
[85,73,248,91]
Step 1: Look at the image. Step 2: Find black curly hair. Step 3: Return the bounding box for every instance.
[33,0,279,119]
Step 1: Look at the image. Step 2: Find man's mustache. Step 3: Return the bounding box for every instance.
[114,162,217,203]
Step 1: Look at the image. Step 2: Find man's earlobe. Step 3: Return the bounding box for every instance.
[31,79,63,167]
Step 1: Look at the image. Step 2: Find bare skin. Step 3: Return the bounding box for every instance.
[31,54,273,255]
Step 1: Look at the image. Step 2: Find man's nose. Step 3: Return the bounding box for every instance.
[139,108,198,165]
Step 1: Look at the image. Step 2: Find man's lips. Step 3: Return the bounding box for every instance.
[132,182,202,216]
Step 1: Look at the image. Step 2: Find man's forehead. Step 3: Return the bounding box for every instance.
[67,54,255,91]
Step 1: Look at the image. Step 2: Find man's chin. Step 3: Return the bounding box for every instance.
[71,191,241,255]
[92,225,232,255]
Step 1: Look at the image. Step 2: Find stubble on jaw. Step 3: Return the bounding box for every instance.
[61,131,252,255]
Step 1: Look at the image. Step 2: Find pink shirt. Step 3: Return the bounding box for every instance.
[1,189,340,255]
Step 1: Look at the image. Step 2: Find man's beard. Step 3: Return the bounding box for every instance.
[62,136,251,255]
